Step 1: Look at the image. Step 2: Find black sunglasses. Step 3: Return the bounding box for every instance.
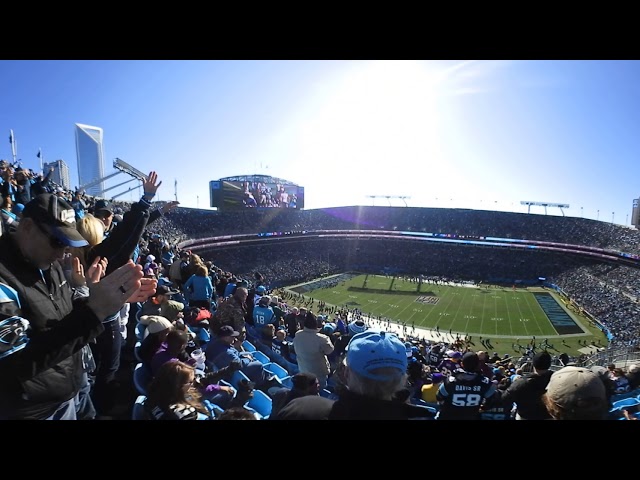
[33,221,67,249]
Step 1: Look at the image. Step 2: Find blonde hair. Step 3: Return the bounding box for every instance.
[195,264,208,277]
[76,214,105,247]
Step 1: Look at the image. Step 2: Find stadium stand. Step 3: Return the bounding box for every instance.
[4,168,640,419]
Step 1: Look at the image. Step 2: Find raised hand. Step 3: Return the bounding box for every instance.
[86,256,108,284]
[62,254,87,288]
[160,200,180,214]
[87,260,143,320]
[126,277,158,303]
[142,171,162,198]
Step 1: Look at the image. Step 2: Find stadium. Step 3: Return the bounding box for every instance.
[3,170,640,420]
[138,173,640,415]
[175,197,640,355]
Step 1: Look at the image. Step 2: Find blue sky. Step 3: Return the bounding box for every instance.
[0,60,638,225]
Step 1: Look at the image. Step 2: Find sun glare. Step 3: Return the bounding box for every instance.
[293,61,466,205]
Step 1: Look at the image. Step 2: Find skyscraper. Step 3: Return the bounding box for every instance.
[75,123,105,196]
[43,159,71,190]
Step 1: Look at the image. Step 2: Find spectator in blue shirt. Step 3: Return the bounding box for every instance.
[205,325,275,391]
[253,296,276,338]
[183,264,213,310]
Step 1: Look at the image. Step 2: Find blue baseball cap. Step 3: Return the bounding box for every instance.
[405,342,413,358]
[346,329,407,381]
[256,285,266,293]
[322,322,336,334]
[348,320,367,335]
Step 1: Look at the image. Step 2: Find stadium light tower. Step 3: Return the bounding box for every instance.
[520,201,569,216]
[366,195,411,207]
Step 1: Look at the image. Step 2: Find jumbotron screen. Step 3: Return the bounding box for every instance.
[210,179,304,210]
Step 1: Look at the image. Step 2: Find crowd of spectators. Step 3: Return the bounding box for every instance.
[167,205,640,255]
[193,239,588,288]
[140,203,640,358]
[553,266,640,350]
[111,229,640,420]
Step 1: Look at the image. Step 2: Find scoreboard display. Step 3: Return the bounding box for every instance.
[210,178,304,211]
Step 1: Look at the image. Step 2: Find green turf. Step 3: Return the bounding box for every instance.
[285,274,604,349]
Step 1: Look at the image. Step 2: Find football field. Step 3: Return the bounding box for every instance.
[286,274,590,339]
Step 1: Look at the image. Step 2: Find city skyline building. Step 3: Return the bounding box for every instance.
[74,123,105,196]
[43,159,71,190]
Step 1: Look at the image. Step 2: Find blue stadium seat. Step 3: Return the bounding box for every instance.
[135,322,146,342]
[219,379,235,392]
[279,375,294,389]
[245,325,259,342]
[190,325,211,346]
[132,395,148,420]
[408,404,438,420]
[244,389,272,419]
[326,375,339,390]
[133,362,152,396]
[251,350,271,365]
[230,370,252,390]
[610,388,639,403]
[252,338,299,376]
[611,397,640,412]
[264,362,289,380]
[134,341,143,363]
[203,400,225,418]
[242,340,257,352]
[320,389,339,401]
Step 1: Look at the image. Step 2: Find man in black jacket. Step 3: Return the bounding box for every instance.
[0,193,146,420]
[84,172,162,416]
[501,351,554,420]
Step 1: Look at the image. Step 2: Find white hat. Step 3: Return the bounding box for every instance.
[546,366,606,406]
[140,315,172,335]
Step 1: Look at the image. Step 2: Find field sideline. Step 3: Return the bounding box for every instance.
[284,274,606,350]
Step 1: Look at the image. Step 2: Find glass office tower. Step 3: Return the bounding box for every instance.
[75,123,105,196]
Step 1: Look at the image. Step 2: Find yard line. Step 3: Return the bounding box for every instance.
[449,288,467,334]
[524,292,547,336]
[421,292,442,329]
[437,287,458,331]
[462,288,474,335]
[480,290,487,335]
[398,296,421,325]
[493,292,499,337]
[504,291,514,337]
[514,294,530,337]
